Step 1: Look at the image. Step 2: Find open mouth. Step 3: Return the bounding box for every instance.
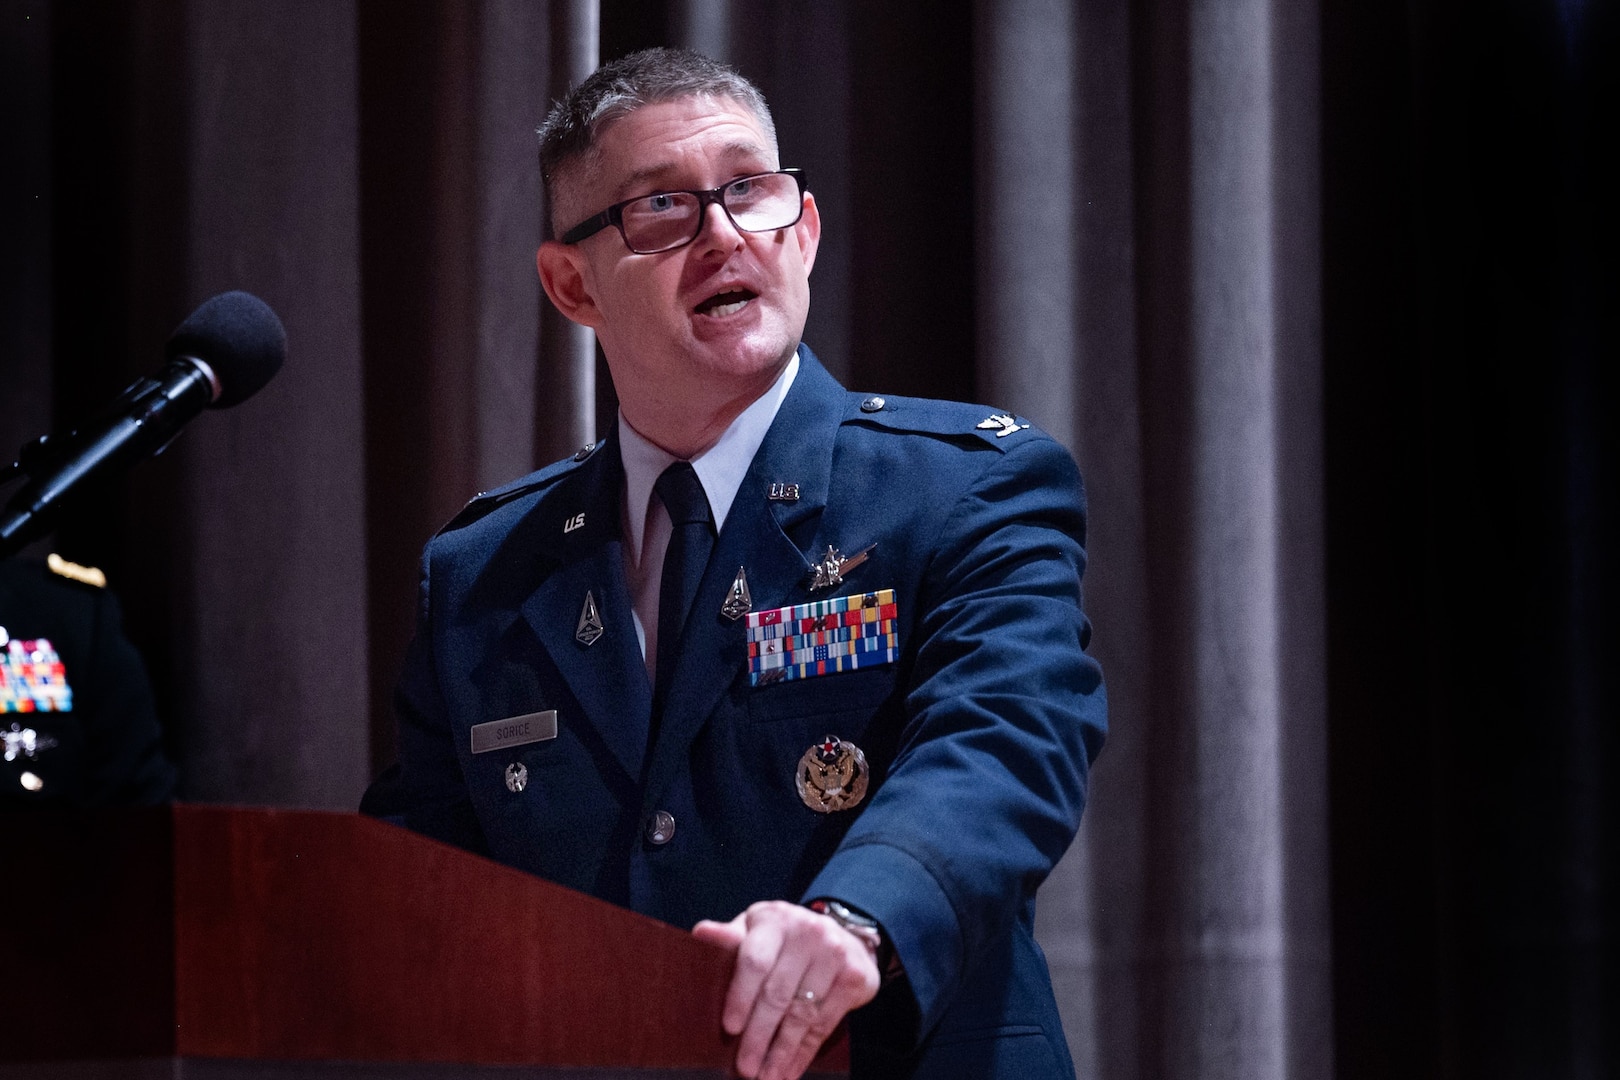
[694,289,757,317]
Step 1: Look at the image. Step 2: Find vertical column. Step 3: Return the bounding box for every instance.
[473,0,554,485]
[535,0,599,463]
[971,0,1091,1065]
[671,0,731,60]
[1268,1,1330,1076]
[1131,0,1330,1074]
[169,0,369,807]
[972,0,1077,444]
[0,0,53,477]
[975,3,1157,1074]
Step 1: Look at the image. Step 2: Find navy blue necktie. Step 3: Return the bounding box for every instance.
[652,462,715,730]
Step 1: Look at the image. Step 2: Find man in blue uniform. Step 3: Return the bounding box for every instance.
[363,48,1106,1080]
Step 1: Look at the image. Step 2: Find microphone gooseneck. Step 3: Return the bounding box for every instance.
[0,291,286,559]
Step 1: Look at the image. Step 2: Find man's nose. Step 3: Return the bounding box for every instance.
[693,199,745,253]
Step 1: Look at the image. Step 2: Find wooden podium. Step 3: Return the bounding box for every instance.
[2,806,849,1078]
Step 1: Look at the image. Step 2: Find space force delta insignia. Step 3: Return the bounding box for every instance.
[745,590,899,687]
[1,637,73,713]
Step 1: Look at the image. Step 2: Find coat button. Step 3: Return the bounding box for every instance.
[645,810,676,845]
[505,763,528,792]
[860,396,886,413]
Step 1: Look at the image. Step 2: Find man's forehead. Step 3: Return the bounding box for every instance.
[552,94,778,228]
[616,140,771,191]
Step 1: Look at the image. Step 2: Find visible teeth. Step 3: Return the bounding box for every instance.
[708,299,749,317]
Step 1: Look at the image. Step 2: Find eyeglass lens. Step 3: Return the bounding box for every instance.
[620,173,801,253]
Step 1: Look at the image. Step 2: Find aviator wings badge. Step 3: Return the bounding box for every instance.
[808,544,876,592]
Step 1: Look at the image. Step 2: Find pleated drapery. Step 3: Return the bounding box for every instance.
[4,1,1611,1076]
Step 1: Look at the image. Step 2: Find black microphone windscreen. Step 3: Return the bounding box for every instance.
[165,291,287,408]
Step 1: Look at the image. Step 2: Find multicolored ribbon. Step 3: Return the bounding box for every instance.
[746,590,899,686]
[1,638,73,713]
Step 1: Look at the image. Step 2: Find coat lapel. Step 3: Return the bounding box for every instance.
[641,349,847,803]
[516,437,653,785]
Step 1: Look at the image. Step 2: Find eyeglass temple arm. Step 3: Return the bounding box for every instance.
[560,210,615,245]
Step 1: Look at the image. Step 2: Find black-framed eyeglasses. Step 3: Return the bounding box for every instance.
[560,169,807,254]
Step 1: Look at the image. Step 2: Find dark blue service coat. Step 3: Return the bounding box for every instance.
[364,346,1107,1078]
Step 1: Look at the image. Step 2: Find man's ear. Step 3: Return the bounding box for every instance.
[537,240,604,329]
[794,191,822,276]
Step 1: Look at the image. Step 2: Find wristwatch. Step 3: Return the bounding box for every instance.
[807,898,904,981]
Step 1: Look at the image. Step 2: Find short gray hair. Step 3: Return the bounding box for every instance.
[537,48,777,230]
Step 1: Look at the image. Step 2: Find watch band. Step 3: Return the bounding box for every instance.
[806,898,904,981]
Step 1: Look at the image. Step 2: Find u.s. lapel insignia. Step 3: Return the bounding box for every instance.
[808,544,876,592]
[797,735,869,813]
[575,590,604,646]
[721,566,752,621]
[768,482,800,502]
[976,413,1030,438]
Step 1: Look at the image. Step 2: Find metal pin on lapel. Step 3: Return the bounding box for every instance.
[575,590,604,646]
[808,544,876,592]
[721,566,752,621]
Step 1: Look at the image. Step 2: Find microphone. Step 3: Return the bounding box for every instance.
[0,291,286,559]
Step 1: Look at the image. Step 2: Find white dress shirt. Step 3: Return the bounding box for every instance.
[617,352,799,680]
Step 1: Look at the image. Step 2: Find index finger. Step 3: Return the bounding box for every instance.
[723,908,791,1036]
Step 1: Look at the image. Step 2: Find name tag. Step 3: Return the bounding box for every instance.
[470,711,557,754]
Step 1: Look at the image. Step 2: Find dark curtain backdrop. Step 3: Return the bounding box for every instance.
[1,1,1612,1077]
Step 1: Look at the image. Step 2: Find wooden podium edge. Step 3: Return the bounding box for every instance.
[3,805,848,1075]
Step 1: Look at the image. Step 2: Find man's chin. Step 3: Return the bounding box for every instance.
[684,329,796,380]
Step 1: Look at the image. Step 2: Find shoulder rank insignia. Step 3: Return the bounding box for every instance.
[47,553,106,588]
[976,413,1030,438]
[797,735,869,813]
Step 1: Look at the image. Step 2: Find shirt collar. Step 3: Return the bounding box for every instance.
[618,351,800,565]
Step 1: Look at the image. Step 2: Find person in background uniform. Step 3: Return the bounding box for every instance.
[0,553,177,807]
[363,48,1107,1080]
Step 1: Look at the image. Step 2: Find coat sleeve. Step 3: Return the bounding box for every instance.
[360,548,491,856]
[800,432,1107,1044]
